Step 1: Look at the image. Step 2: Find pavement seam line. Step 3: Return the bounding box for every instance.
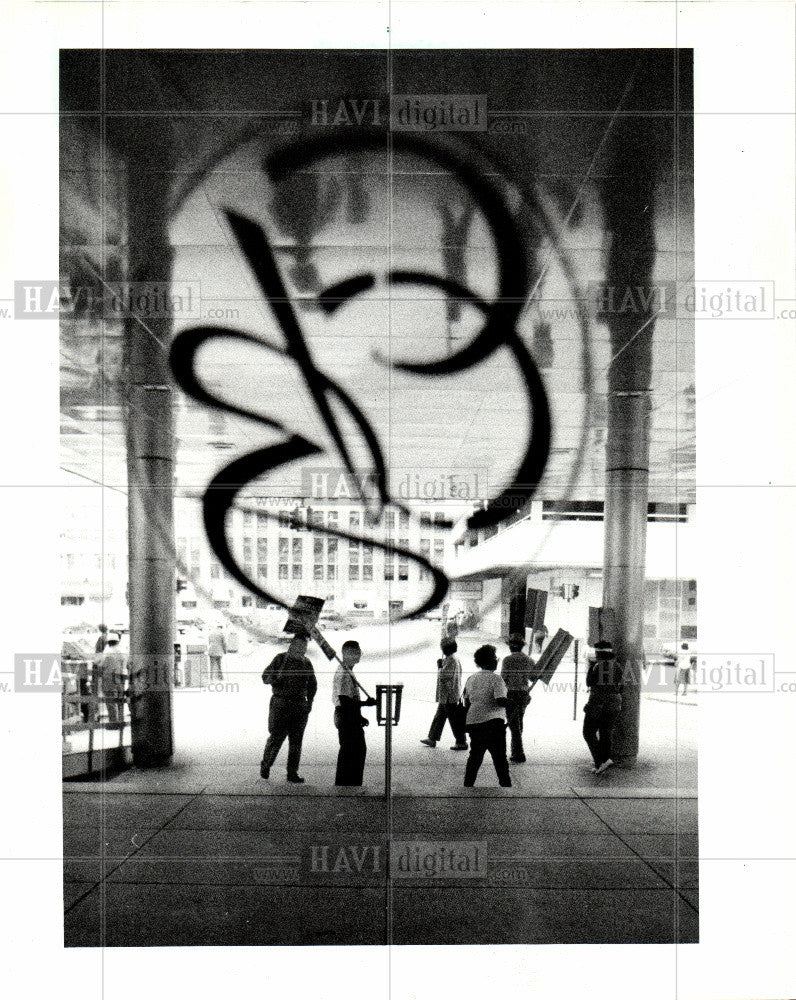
[569,788,699,916]
[64,787,209,916]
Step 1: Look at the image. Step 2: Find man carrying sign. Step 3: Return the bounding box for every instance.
[260,632,317,783]
[332,640,377,786]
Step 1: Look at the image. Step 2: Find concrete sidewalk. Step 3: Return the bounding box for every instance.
[64,759,698,947]
[64,638,698,946]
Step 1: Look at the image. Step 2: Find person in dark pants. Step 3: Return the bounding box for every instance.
[98,635,127,724]
[80,624,108,723]
[260,633,317,783]
[462,644,511,787]
[420,637,467,750]
[500,632,537,763]
[582,640,624,774]
[333,639,377,786]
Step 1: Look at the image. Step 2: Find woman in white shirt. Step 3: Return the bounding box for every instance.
[461,644,511,787]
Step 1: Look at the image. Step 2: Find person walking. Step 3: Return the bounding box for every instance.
[582,640,624,774]
[208,624,227,681]
[500,632,536,763]
[260,633,317,783]
[333,640,377,786]
[97,635,127,725]
[420,637,468,750]
[94,624,108,655]
[462,644,511,788]
[675,641,692,696]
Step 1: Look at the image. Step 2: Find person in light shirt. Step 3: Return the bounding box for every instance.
[332,640,377,786]
[461,644,511,788]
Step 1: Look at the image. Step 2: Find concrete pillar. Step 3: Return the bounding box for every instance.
[603,393,651,759]
[598,114,659,762]
[124,145,175,766]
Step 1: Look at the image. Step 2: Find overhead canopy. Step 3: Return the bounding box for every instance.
[59,49,694,508]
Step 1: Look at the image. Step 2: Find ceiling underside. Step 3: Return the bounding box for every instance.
[59,49,695,508]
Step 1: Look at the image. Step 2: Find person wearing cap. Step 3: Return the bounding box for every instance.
[583,640,624,774]
[500,632,537,764]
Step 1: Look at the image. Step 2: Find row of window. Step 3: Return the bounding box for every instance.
[60,553,117,570]
[180,536,446,572]
[181,507,453,534]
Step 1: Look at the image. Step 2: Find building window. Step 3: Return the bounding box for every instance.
[327,538,338,558]
[257,512,268,529]
[292,564,302,579]
[434,539,445,559]
[419,538,431,581]
[292,538,303,559]
[279,564,289,580]
[210,563,220,580]
[398,562,409,581]
[420,510,432,527]
[314,538,324,558]
[399,510,409,529]
[362,564,373,581]
[243,564,253,579]
[257,538,268,559]
[542,501,603,521]
[314,564,324,580]
[384,564,394,581]
[349,511,360,530]
[349,565,360,581]
[243,537,253,562]
[257,564,267,579]
[256,596,269,609]
[363,545,373,565]
[327,565,336,580]
[278,537,289,558]
[327,510,338,525]
[242,596,253,607]
[243,511,253,528]
[433,511,447,528]
[385,511,395,529]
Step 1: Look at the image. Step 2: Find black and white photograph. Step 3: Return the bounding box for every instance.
[1,2,795,997]
[57,45,696,948]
